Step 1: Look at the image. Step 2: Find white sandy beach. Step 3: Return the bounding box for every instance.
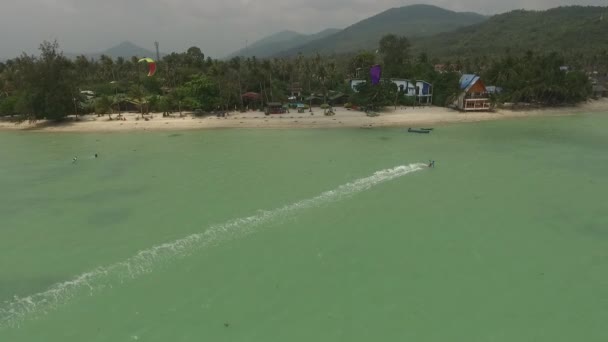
[1,99,606,132]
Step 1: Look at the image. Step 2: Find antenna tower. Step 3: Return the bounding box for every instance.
[155,41,160,61]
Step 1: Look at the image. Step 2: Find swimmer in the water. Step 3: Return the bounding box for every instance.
[72,157,78,163]
[94,153,98,158]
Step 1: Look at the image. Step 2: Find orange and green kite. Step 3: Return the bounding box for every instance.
[138,58,157,77]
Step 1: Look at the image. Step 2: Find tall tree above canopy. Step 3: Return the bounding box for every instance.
[186,46,205,68]
[349,51,376,78]
[187,46,204,59]
[379,34,411,77]
[179,75,220,111]
[99,54,115,81]
[18,41,76,121]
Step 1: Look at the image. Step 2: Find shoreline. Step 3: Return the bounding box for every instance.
[1,99,606,133]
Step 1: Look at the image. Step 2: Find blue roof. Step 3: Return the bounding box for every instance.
[460,74,480,91]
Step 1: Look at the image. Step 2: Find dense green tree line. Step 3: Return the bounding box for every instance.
[0,35,593,121]
[412,6,608,66]
[483,52,591,105]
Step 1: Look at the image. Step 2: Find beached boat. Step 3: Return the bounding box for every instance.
[408,128,431,134]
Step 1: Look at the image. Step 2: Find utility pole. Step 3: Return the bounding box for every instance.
[154,41,160,61]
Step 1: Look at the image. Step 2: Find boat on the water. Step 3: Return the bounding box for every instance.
[408,128,431,134]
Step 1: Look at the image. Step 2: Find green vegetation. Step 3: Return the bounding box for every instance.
[179,75,220,112]
[413,6,608,65]
[227,29,341,59]
[0,40,353,121]
[483,52,591,105]
[379,35,411,77]
[245,5,608,71]
[272,4,486,57]
[1,3,602,122]
[350,79,398,109]
[0,41,77,122]
[94,96,112,115]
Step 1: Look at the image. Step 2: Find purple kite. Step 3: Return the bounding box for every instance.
[370,65,382,85]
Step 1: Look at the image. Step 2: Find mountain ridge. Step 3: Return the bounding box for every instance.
[273,4,487,57]
[66,41,159,60]
[411,6,608,59]
[226,29,341,59]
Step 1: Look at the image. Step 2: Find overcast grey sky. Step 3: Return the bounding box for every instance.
[0,0,605,59]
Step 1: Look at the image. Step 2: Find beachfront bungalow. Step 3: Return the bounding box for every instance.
[350,79,367,92]
[350,78,433,104]
[304,95,324,106]
[290,83,303,97]
[80,90,95,100]
[242,92,262,109]
[455,74,491,112]
[242,92,261,100]
[486,86,503,95]
[113,99,142,113]
[328,91,348,105]
[415,80,433,104]
[264,102,285,115]
[391,79,416,96]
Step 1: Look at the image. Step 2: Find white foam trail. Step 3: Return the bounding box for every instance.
[0,163,426,328]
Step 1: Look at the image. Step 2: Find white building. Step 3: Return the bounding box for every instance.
[350,79,367,92]
[349,79,433,104]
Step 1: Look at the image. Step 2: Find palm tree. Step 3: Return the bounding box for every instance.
[316,63,328,103]
[261,60,273,101]
[74,55,91,84]
[303,59,313,94]
[115,57,125,81]
[229,57,244,109]
[129,84,147,117]
[99,54,114,81]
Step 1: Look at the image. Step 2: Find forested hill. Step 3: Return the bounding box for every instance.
[66,41,158,60]
[273,4,486,57]
[412,6,608,59]
[226,29,341,59]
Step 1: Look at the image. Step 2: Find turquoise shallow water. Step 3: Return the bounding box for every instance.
[1,113,607,341]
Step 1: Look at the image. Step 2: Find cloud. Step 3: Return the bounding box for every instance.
[0,0,605,59]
